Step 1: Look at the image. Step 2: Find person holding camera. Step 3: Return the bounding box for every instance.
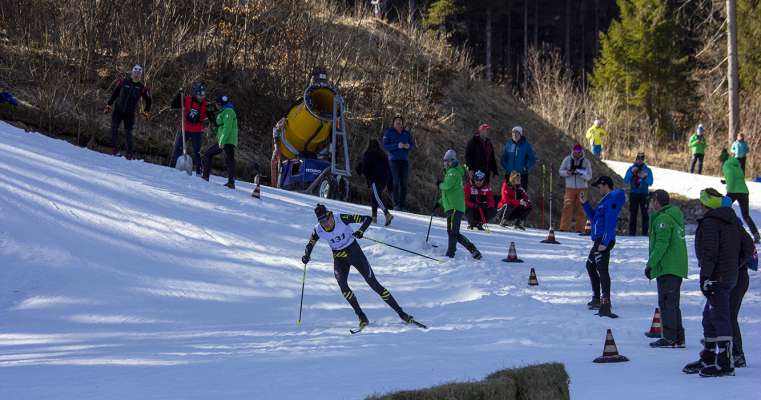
[559,143,593,232]
[624,152,654,235]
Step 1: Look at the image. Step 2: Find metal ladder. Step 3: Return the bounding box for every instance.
[330,94,351,178]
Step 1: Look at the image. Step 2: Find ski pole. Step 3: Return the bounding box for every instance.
[297,262,307,325]
[363,236,441,262]
[478,207,491,233]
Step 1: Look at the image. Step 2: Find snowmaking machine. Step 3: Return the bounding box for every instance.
[275,69,352,201]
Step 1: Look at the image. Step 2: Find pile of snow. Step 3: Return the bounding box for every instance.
[0,122,759,399]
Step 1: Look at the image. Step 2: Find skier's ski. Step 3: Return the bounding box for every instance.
[349,326,365,334]
[597,311,619,319]
[410,320,428,329]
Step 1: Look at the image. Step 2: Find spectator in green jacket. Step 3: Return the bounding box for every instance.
[645,190,688,348]
[439,149,481,260]
[721,150,760,242]
[202,95,238,189]
[688,124,707,174]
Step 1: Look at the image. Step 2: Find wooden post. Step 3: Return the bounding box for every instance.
[727,0,740,145]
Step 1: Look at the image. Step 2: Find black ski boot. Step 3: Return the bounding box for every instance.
[384,212,394,227]
[471,249,482,260]
[700,340,735,377]
[734,353,747,368]
[683,341,714,374]
[476,224,485,231]
[596,297,618,318]
[398,311,414,324]
[650,338,684,348]
[225,180,235,189]
[514,219,526,231]
[587,297,601,310]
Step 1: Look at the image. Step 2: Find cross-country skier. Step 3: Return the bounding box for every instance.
[301,204,415,332]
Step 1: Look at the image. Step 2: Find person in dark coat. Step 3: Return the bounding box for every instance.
[465,124,499,183]
[728,198,756,368]
[683,188,754,377]
[382,116,415,211]
[105,64,152,160]
[358,139,394,226]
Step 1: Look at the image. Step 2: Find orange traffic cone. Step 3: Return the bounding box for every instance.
[528,268,539,286]
[593,329,629,363]
[251,174,261,199]
[580,220,592,236]
[541,228,560,244]
[644,307,662,338]
[501,241,524,263]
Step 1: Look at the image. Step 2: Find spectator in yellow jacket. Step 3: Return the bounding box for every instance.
[585,119,607,157]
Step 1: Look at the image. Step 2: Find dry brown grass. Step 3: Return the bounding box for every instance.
[0,0,629,228]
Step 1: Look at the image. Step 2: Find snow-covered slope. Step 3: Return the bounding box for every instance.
[1,122,759,400]
[605,160,761,224]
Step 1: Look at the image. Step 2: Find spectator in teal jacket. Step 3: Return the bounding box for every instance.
[731,133,750,173]
[500,126,537,190]
[624,152,654,236]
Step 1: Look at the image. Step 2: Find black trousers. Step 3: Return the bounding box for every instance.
[731,268,750,355]
[202,144,236,183]
[737,157,746,173]
[333,242,402,318]
[111,110,135,155]
[586,239,615,301]
[657,274,685,342]
[465,206,496,226]
[446,209,476,257]
[370,182,391,218]
[727,192,759,236]
[690,153,704,174]
[702,281,735,340]
[497,205,531,224]
[629,193,649,236]
[390,160,409,210]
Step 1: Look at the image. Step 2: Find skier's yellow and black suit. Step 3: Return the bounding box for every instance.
[304,213,403,319]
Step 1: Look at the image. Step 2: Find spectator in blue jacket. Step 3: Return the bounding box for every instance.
[731,133,750,173]
[580,176,625,318]
[624,152,654,236]
[500,126,537,189]
[383,116,416,210]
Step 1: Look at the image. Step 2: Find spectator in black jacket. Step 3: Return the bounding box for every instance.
[730,211,756,368]
[358,139,394,226]
[105,64,152,160]
[683,188,754,377]
[465,123,499,183]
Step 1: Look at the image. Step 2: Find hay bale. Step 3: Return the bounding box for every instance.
[486,363,569,400]
[368,378,518,400]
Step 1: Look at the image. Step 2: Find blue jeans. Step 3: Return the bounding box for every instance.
[592,144,602,157]
[390,160,409,210]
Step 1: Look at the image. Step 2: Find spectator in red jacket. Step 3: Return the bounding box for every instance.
[498,171,532,230]
[170,83,210,175]
[464,170,496,230]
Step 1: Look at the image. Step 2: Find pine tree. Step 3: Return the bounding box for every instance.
[423,0,463,32]
[590,0,696,137]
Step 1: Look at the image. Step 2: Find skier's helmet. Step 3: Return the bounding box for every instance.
[314,204,330,222]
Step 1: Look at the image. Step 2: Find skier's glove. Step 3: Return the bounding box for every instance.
[353,230,364,239]
[720,179,726,185]
[301,255,310,265]
[644,266,652,280]
[701,277,717,297]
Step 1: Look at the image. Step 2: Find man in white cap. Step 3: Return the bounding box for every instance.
[585,119,607,158]
[105,64,152,160]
